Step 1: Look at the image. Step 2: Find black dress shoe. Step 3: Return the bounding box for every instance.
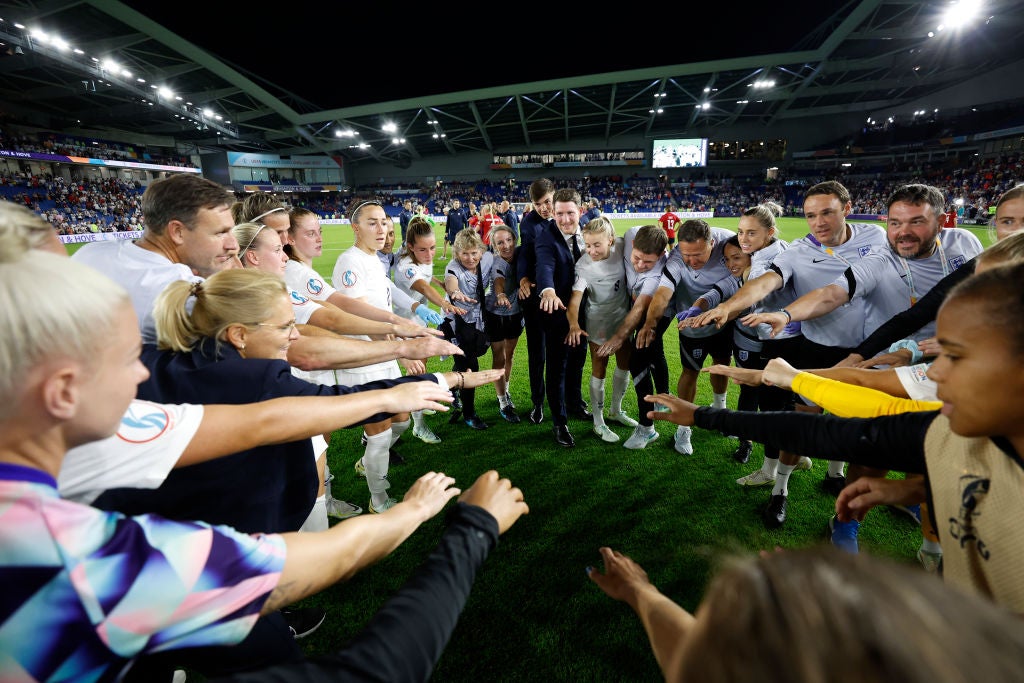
[464,415,489,430]
[823,473,847,496]
[732,440,753,464]
[568,402,592,419]
[553,424,575,447]
[528,404,544,424]
[763,494,787,529]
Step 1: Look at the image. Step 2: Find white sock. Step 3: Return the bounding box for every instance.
[364,430,392,507]
[772,464,795,496]
[411,411,426,429]
[300,495,328,532]
[611,368,629,415]
[713,392,728,409]
[590,376,606,426]
[390,419,410,447]
[761,456,780,478]
[498,393,510,409]
[920,538,942,554]
[827,460,846,478]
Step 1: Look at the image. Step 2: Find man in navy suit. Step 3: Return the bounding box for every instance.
[535,187,591,447]
[516,178,556,425]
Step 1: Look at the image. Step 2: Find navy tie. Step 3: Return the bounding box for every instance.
[571,235,581,262]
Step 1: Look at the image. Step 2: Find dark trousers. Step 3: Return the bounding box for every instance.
[521,291,546,406]
[629,316,671,426]
[453,350,481,417]
[543,311,587,426]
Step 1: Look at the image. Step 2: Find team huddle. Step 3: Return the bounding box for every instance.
[4,172,1024,682]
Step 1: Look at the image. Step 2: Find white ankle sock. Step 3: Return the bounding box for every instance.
[300,495,328,532]
[590,376,606,424]
[363,430,392,506]
[390,419,410,446]
[772,464,795,496]
[761,457,780,478]
[612,368,629,414]
[827,460,846,478]
[713,392,728,409]
[411,411,426,429]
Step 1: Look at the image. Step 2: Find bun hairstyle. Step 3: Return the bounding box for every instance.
[153,269,288,354]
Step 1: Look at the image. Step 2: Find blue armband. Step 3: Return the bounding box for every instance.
[888,339,922,364]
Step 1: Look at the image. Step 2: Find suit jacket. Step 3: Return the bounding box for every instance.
[515,210,553,286]
[94,340,440,534]
[535,221,580,305]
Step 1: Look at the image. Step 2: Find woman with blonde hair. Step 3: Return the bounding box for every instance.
[566,216,638,442]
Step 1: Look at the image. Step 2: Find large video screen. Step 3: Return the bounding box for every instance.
[652,138,708,168]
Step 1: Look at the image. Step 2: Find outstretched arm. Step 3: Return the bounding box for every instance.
[689,271,783,329]
[588,547,696,677]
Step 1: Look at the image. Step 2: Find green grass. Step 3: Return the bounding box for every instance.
[72,217,989,680]
[295,216,965,680]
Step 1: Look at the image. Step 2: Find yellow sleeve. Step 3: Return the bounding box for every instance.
[791,373,941,418]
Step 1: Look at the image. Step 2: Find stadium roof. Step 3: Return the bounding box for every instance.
[2,0,1022,167]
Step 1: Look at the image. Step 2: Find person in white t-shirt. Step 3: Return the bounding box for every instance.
[392,216,468,443]
[331,199,414,513]
[566,216,638,442]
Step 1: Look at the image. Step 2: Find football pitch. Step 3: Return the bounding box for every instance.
[69,215,976,680]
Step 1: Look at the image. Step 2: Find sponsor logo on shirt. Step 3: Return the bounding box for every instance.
[290,290,310,305]
[858,246,872,257]
[405,267,416,279]
[307,278,324,295]
[118,402,171,443]
[341,270,358,287]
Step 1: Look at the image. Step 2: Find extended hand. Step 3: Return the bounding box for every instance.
[835,476,926,523]
[381,380,453,415]
[414,304,444,326]
[402,471,462,522]
[540,292,565,313]
[740,311,787,338]
[645,393,697,426]
[586,546,655,605]
[702,364,763,387]
[458,470,529,534]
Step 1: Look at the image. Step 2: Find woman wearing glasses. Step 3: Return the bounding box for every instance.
[99,267,500,531]
[232,220,365,526]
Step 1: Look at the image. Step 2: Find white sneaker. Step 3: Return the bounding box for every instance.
[673,426,693,455]
[736,469,776,487]
[326,498,363,519]
[624,426,659,450]
[354,457,365,478]
[593,424,620,443]
[368,497,397,514]
[795,456,813,471]
[412,424,442,444]
[608,411,638,428]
